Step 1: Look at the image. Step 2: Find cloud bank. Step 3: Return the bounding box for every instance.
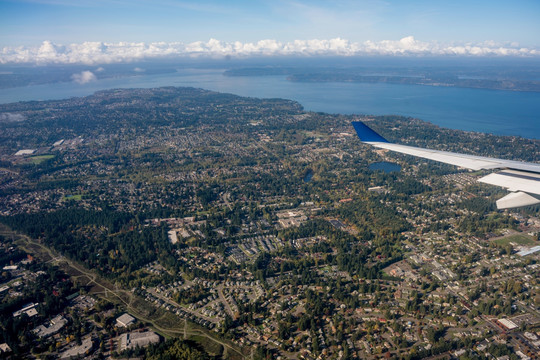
[2,37,539,64]
[71,70,97,84]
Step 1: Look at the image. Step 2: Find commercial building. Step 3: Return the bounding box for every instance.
[116,313,136,328]
[118,331,160,351]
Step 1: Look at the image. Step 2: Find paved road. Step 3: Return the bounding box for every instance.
[218,284,237,318]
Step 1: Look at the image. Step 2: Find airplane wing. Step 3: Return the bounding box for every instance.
[352,121,540,209]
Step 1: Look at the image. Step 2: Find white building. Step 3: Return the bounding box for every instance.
[116,313,136,328]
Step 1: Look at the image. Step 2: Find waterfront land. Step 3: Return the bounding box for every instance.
[224,66,540,92]
[0,87,539,359]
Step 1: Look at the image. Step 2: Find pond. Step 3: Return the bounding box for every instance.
[369,162,402,173]
[303,169,314,182]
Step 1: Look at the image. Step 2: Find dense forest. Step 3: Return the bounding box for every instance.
[1,209,176,280]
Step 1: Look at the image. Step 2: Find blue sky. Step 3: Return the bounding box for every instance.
[1,0,539,63]
[1,0,539,46]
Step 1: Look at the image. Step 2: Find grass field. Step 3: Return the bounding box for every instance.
[63,194,83,201]
[493,234,537,246]
[29,154,54,164]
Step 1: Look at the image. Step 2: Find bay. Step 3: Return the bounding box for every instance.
[0,68,539,139]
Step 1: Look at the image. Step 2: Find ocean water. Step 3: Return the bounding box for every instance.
[1,68,539,139]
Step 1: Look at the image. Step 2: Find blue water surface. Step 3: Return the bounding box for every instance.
[1,68,539,139]
[369,162,402,173]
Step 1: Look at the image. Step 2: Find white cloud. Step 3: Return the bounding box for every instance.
[1,37,539,65]
[71,70,97,84]
[0,113,26,123]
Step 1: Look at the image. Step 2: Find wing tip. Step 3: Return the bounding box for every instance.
[352,121,389,143]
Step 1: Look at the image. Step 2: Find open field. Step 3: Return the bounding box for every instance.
[492,234,537,246]
[63,194,83,201]
[29,154,54,164]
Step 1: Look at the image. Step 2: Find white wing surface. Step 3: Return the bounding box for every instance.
[352,121,540,209]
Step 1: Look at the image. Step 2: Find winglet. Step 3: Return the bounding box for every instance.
[352,121,389,143]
